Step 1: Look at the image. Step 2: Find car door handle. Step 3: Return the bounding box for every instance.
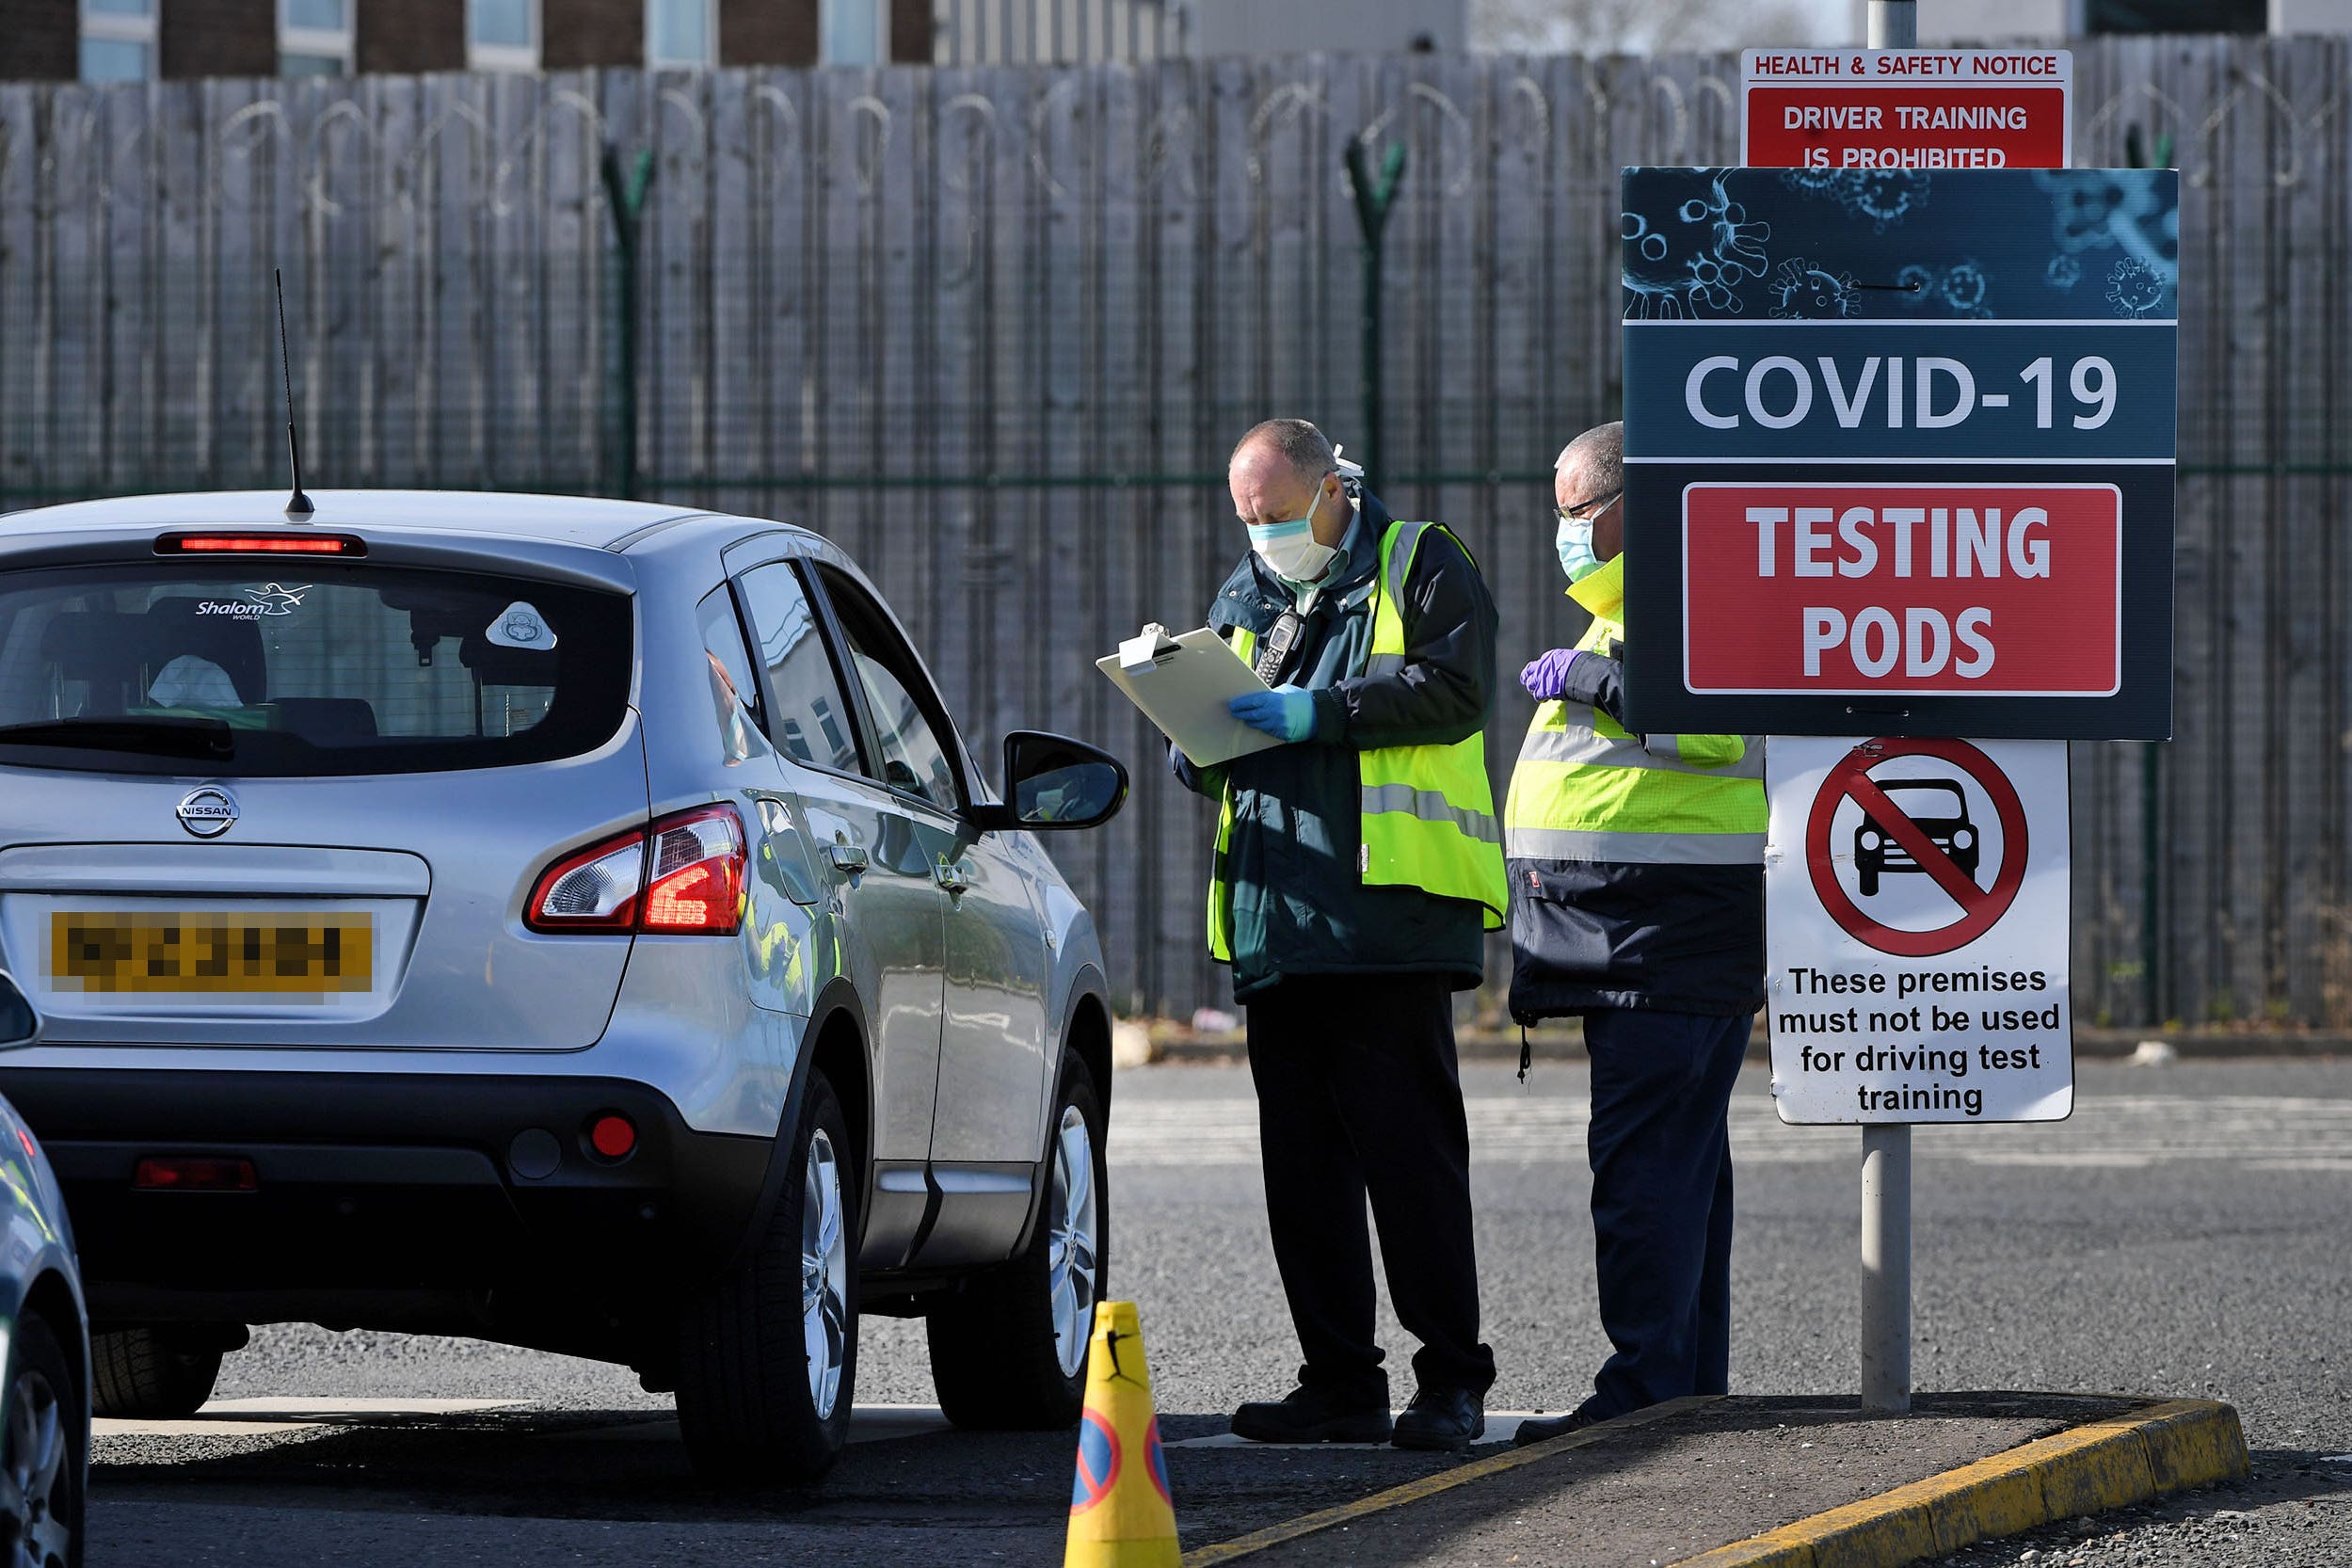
[828,843,870,876]
[935,859,969,895]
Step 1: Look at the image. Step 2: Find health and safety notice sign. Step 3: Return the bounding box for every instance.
[1766,735,2072,1125]
[1619,166,2178,741]
[1741,49,2072,171]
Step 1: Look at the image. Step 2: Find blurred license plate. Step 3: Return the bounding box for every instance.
[48,911,374,997]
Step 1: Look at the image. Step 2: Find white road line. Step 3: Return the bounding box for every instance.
[201,1397,528,1416]
[97,1396,526,1439]
[1108,1096,2352,1171]
[1170,1413,1550,1449]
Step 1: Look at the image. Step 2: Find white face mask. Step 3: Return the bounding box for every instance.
[1246,482,1340,585]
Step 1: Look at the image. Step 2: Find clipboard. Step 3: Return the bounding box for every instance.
[1096,626,1286,769]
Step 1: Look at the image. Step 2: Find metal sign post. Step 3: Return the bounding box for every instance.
[1862,0,1916,1425]
[1860,1122,1910,1410]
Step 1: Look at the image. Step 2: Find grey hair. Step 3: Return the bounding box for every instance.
[1230,418,1337,485]
[1555,421,1624,500]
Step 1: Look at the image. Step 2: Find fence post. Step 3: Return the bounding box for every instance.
[1343,137,1406,496]
[600,146,656,501]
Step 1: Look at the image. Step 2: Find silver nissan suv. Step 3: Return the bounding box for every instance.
[0,490,1126,1485]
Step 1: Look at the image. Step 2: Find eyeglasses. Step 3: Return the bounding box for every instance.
[1555,488,1621,525]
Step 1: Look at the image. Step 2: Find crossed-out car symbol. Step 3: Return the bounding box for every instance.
[1854,776,1979,898]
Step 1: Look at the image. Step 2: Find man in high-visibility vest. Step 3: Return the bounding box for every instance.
[1172,417,1506,1453]
[1504,421,1766,1447]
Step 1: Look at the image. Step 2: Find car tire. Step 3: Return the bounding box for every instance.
[3,1306,85,1568]
[928,1054,1107,1431]
[675,1067,858,1487]
[89,1327,220,1420]
[1859,865,1879,898]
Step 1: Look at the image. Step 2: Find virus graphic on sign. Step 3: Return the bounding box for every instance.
[1782,168,1931,232]
[1778,167,1847,200]
[2033,168,2178,297]
[1623,173,1772,318]
[1895,261,1992,319]
[1768,258,1860,318]
[1845,169,1930,230]
[1937,259,1991,316]
[2045,253,2083,291]
[2104,256,2166,318]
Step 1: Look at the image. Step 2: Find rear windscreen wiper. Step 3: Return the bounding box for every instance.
[0,717,236,760]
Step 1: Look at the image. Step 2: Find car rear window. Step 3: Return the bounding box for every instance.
[0,561,632,776]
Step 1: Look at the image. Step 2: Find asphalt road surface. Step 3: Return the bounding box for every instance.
[89,1057,2352,1566]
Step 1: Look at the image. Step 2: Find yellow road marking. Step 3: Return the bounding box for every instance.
[1180,1395,1720,1566]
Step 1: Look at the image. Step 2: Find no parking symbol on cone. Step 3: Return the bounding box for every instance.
[1064,1300,1179,1568]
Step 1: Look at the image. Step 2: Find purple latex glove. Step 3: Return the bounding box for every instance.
[1521,648,1581,701]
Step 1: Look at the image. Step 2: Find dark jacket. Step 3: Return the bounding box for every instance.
[1504,559,1766,1021]
[1172,493,1500,1002]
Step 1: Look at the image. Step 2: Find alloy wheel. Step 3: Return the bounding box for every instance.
[1048,1103,1101,1379]
[801,1127,850,1419]
[0,1357,71,1568]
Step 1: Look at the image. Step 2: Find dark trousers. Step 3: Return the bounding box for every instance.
[1244,973,1496,1404]
[1576,1007,1750,1423]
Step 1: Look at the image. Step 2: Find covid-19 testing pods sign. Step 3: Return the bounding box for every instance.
[1618,167,2178,742]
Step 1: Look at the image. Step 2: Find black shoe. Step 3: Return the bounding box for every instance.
[1392,1386,1485,1452]
[1230,1386,1394,1444]
[1511,1408,1603,1448]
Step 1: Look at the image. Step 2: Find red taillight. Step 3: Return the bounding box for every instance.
[155,532,366,556]
[588,1114,637,1160]
[642,807,746,935]
[135,1156,257,1192]
[526,806,744,936]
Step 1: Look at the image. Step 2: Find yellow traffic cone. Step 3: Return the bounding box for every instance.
[1064,1300,1181,1568]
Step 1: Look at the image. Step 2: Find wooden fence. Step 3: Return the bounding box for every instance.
[0,36,2345,1025]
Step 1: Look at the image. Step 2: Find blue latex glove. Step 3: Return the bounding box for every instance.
[1229,684,1318,743]
[1521,648,1581,701]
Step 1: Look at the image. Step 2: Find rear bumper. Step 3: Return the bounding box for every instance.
[0,1067,773,1332]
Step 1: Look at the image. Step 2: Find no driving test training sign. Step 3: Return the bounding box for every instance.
[1766,736,2072,1125]
[1619,166,2178,742]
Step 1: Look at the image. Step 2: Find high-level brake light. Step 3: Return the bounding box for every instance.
[134,1156,258,1192]
[155,533,366,556]
[526,806,746,936]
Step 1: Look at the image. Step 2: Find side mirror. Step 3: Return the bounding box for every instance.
[967,731,1128,834]
[0,973,41,1049]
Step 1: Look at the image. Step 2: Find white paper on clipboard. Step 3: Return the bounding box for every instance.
[1096,626,1285,769]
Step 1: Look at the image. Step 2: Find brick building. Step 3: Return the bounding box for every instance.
[0,0,937,79]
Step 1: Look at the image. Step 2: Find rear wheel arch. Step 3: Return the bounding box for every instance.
[725,981,872,1278]
[808,1001,872,1198]
[19,1271,84,1420]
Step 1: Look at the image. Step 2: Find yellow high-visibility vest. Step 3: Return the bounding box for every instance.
[1502,555,1766,867]
[1207,520,1508,962]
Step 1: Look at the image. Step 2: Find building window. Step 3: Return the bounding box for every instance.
[646,0,715,66]
[821,0,886,64]
[80,0,156,83]
[2083,0,2263,29]
[280,0,354,74]
[470,0,538,70]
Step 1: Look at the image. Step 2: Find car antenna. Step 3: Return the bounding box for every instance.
[273,268,315,522]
